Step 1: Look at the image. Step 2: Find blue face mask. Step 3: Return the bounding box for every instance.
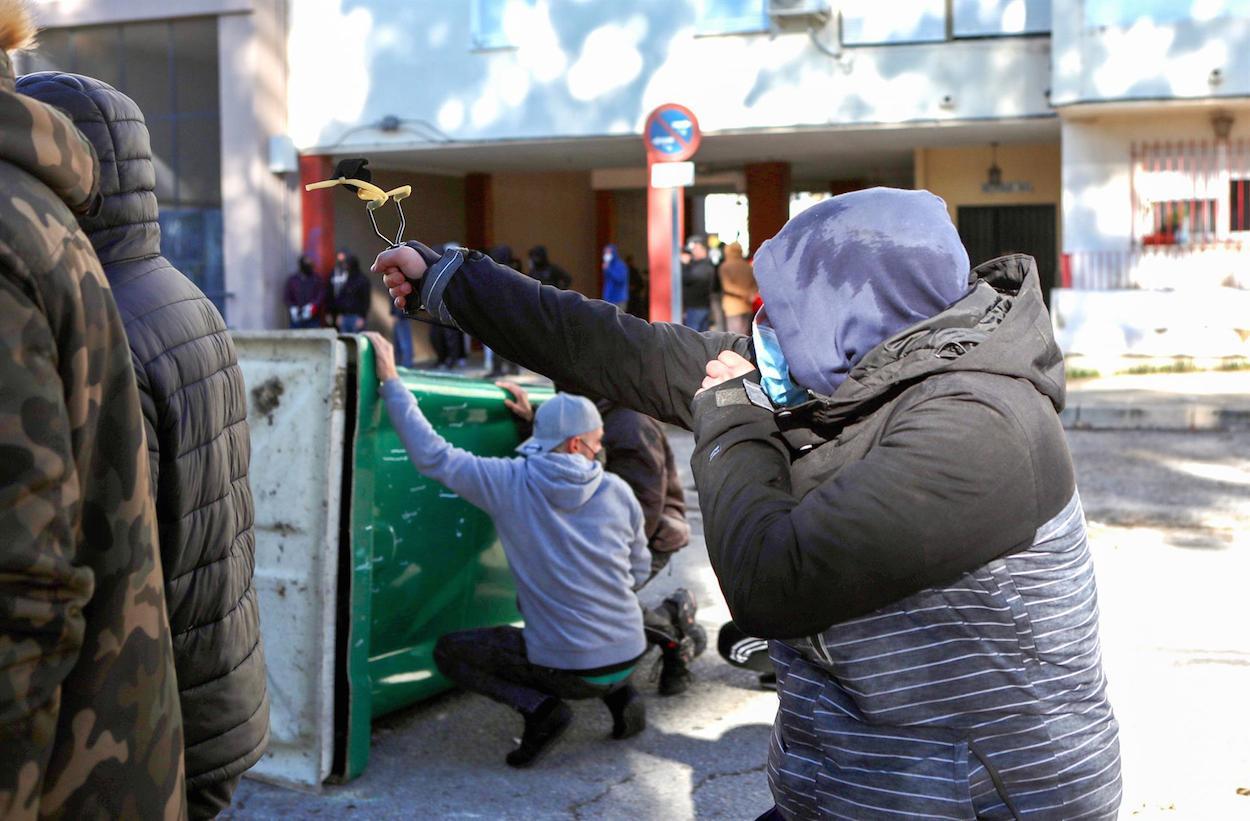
[752,308,808,407]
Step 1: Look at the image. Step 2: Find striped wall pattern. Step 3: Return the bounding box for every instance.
[765,492,1121,819]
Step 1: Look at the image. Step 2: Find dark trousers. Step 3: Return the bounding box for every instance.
[430,325,465,365]
[186,774,241,820]
[434,626,616,715]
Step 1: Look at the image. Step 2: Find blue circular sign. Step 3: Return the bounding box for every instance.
[645,104,701,162]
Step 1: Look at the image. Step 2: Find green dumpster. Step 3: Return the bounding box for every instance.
[236,331,550,788]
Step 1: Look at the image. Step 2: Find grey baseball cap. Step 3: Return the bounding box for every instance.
[516,393,603,455]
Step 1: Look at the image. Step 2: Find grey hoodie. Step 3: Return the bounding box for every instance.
[380,379,649,670]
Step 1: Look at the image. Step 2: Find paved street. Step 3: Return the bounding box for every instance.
[228,424,1250,820]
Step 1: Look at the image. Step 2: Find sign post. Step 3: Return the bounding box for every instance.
[644,103,701,323]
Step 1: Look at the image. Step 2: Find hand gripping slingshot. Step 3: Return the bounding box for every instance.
[304,157,411,248]
[304,157,459,327]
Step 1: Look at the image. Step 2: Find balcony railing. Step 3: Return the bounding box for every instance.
[1061,242,1250,291]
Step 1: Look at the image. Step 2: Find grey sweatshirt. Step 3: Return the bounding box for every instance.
[380,379,650,670]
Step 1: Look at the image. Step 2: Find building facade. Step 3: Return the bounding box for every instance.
[21,0,1250,364]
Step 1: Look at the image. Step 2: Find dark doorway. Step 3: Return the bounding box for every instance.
[957,204,1057,304]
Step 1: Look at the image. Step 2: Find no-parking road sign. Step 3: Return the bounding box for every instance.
[645,103,701,162]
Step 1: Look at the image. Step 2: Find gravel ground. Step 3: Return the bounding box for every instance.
[227,427,1250,820]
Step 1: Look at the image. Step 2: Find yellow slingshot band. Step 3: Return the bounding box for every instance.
[304,177,412,211]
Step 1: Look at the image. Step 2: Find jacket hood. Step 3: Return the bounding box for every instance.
[526,451,604,510]
[1,53,99,215]
[754,187,972,395]
[778,254,1067,435]
[16,71,160,265]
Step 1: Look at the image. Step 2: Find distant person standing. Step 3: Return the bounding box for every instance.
[718,242,757,336]
[430,243,468,368]
[391,301,414,368]
[329,250,371,332]
[625,254,647,318]
[527,245,572,290]
[602,244,629,310]
[284,255,325,329]
[681,234,714,331]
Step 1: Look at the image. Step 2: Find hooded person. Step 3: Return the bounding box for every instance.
[1,8,186,818]
[375,186,1121,819]
[526,244,572,290]
[17,71,268,818]
[361,332,650,767]
[601,243,629,309]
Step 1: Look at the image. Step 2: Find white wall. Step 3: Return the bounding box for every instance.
[285,0,1053,153]
[1052,0,1250,106]
[1061,104,1250,252]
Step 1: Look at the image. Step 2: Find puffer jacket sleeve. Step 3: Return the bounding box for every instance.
[0,264,95,815]
[421,243,753,429]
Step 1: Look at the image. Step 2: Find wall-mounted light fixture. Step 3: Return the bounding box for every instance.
[982,142,1033,194]
[986,142,1003,188]
[1212,110,1235,141]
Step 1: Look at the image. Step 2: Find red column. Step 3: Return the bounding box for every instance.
[746,161,791,250]
[299,155,335,275]
[465,172,493,250]
[647,170,684,323]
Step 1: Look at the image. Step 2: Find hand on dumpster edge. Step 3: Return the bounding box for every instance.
[363,332,399,382]
[495,381,534,423]
[695,350,756,396]
[373,244,427,311]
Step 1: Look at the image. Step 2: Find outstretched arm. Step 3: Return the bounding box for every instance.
[374,244,752,429]
[365,333,515,512]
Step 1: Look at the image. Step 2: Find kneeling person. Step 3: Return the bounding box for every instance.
[363,333,649,767]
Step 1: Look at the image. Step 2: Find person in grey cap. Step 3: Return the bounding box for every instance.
[363,332,651,767]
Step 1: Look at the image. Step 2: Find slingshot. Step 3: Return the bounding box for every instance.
[304,158,411,248]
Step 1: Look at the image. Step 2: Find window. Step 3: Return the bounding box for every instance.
[697,0,769,35]
[1147,200,1217,244]
[841,0,946,45]
[953,0,1051,37]
[1132,140,1250,246]
[16,19,226,316]
[1231,181,1250,232]
[471,0,534,49]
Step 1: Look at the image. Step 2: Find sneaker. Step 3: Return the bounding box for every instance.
[602,684,646,739]
[662,588,698,640]
[658,647,693,696]
[506,699,573,768]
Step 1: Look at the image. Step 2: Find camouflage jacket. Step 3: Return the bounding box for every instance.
[0,50,186,820]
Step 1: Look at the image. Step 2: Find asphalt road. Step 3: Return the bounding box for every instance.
[226,428,1250,820]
